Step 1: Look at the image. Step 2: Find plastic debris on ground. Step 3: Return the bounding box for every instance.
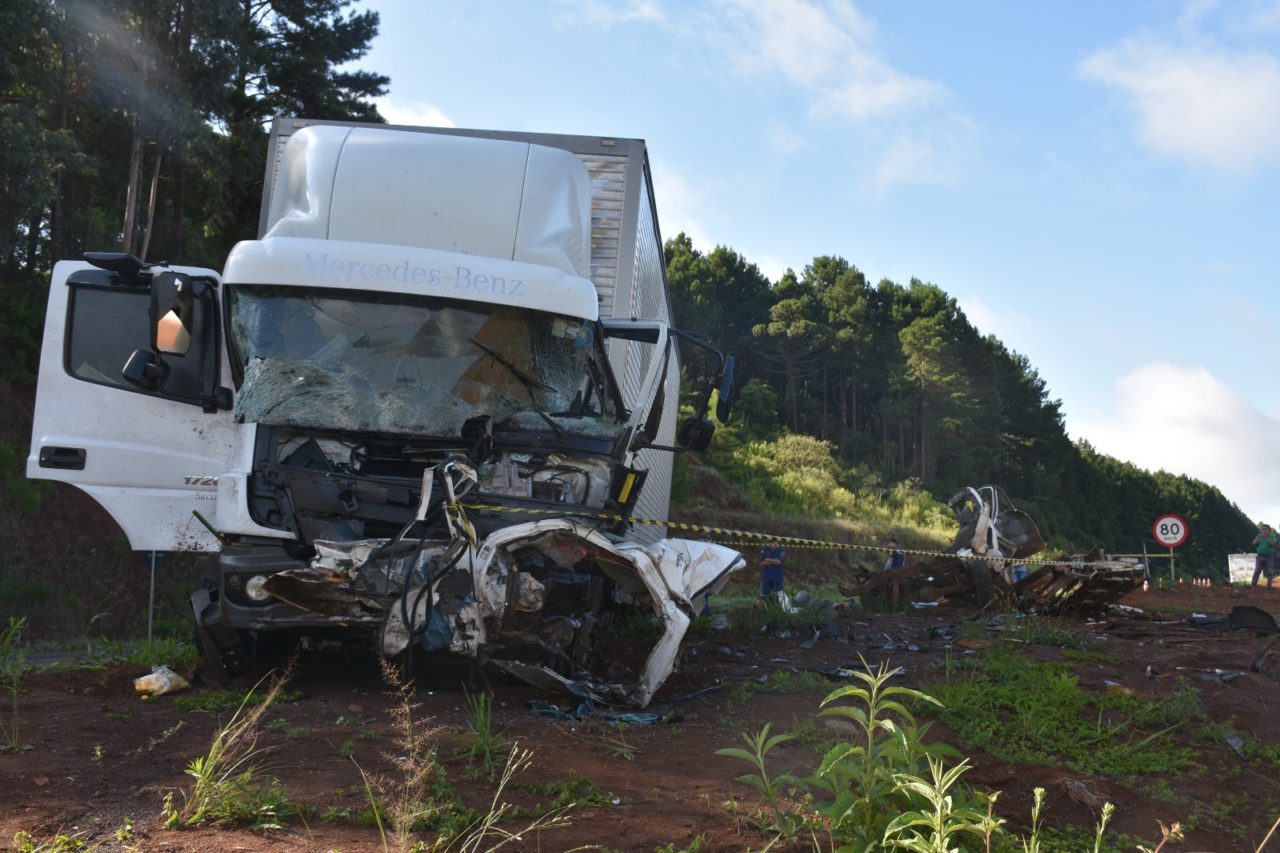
[527,699,669,726]
[133,665,189,698]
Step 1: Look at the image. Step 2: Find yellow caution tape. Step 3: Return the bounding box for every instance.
[449,502,1145,571]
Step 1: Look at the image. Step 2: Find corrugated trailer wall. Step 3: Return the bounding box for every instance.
[622,167,675,543]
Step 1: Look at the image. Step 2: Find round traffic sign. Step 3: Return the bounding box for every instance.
[1152,514,1188,548]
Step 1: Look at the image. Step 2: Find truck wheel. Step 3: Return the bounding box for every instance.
[191,584,255,685]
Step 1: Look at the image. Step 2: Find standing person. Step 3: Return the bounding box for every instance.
[1252,524,1277,587]
[759,539,786,597]
[882,538,906,571]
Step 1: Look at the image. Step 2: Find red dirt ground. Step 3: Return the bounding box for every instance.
[2,583,1279,852]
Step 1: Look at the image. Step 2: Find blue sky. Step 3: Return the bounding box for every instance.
[356,0,1280,526]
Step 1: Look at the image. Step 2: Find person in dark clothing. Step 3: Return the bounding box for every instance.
[759,540,786,597]
[883,538,906,571]
[1252,524,1277,587]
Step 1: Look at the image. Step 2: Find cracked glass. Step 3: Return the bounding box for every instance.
[229,286,622,439]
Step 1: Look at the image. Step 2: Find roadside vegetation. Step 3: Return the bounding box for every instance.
[714,657,1280,851]
[685,592,1280,850]
[1,617,29,753]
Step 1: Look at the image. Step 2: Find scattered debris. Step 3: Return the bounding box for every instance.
[1060,777,1108,810]
[1011,561,1144,615]
[1250,637,1280,681]
[1228,606,1280,636]
[527,699,669,726]
[133,666,189,698]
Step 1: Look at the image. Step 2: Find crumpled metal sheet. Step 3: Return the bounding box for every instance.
[264,518,745,707]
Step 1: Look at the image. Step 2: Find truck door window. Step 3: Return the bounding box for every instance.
[65,281,207,398]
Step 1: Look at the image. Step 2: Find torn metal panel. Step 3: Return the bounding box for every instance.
[260,517,744,707]
[616,538,748,615]
[455,519,736,706]
[949,485,1044,560]
[1012,563,1143,615]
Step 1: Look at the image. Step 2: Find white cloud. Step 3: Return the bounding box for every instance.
[1079,38,1280,176]
[374,97,455,129]
[1248,0,1280,33]
[1073,362,1280,523]
[1176,0,1220,34]
[706,0,972,187]
[748,251,789,284]
[765,121,806,156]
[648,158,717,251]
[870,120,977,189]
[717,0,942,121]
[958,294,1034,348]
[565,0,664,28]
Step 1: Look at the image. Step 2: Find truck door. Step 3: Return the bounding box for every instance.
[26,258,242,551]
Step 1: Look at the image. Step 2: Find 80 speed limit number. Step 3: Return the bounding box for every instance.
[1152,514,1188,548]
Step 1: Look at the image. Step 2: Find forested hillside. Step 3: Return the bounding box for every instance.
[0,1,1253,587]
[1,0,387,382]
[665,237,1255,578]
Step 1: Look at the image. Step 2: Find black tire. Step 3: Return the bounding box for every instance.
[190,584,254,684]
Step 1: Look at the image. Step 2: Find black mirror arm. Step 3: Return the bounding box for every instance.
[668,328,729,420]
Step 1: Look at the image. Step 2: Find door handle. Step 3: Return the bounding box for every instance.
[39,446,86,470]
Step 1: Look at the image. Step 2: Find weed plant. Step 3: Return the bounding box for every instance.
[517,771,614,812]
[808,659,973,847]
[456,689,509,780]
[444,745,574,852]
[1,617,29,752]
[759,669,830,695]
[86,636,198,670]
[165,670,298,829]
[11,829,88,852]
[362,662,582,850]
[359,658,451,851]
[713,661,1158,851]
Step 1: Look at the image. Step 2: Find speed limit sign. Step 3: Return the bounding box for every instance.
[1152,514,1188,548]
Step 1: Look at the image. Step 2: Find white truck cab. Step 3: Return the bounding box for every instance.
[27,120,740,706]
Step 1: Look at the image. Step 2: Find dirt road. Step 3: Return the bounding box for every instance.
[2,584,1278,851]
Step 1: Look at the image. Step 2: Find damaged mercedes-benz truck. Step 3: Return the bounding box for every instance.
[27,117,744,706]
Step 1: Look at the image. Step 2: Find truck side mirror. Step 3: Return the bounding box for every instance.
[715,355,735,423]
[120,270,231,410]
[677,416,715,452]
[122,349,168,390]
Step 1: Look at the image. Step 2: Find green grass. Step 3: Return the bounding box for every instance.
[1037,823,1144,853]
[454,690,509,780]
[86,636,199,670]
[264,717,309,738]
[517,771,615,812]
[175,686,303,713]
[928,649,1198,776]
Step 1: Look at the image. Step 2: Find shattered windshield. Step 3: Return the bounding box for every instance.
[229,286,623,439]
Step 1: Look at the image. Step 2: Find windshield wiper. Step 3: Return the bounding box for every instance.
[468,336,565,438]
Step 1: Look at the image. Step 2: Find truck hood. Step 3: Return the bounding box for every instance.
[224,236,599,322]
